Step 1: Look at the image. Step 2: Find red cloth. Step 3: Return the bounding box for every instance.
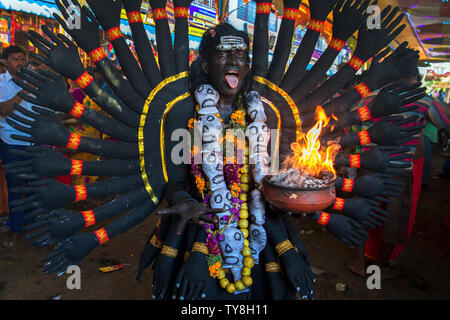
[364,157,424,261]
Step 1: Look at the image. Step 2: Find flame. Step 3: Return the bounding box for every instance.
[284,106,340,179]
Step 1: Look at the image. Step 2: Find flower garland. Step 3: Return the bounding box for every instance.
[189,103,255,294]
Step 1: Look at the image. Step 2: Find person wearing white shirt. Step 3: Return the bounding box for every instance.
[0,45,32,248]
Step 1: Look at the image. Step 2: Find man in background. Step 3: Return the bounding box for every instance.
[0,45,31,248]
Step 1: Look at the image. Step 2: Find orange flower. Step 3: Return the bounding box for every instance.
[231,110,245,124]
[209,262,222,278]
[195,176,205,194]
[187,118,195,130]
[230,182,241,198]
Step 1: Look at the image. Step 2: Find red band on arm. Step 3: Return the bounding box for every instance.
[106,26,123,42]
[347,55,365,71]
[342,178,354,192]
[152,8,168,20]
[174,7,189,18]
[357,105,372,122]
[283,8,299,21]
[256,2,272,14]
[69,101,85,118]
[66,132,81,150]
[349,154,361,168]
[88,47,107,63]
[75,71,94,89]
[70,159,83,175]
[357,130,372,145]
[308,18,324,33]
[332,198,345,211]
[354,82,372,99]
[127,11,143,23]
[82,210,96,227]
[329,37,346,51]
[74,185,87,202]
[94,228,109,245]
[317,212,330,226]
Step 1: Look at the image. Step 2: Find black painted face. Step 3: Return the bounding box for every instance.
[203,48,249,98]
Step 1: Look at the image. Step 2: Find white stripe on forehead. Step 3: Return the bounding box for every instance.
[216,36,247,51]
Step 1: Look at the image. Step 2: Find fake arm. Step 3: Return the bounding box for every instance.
[148,0,176,78]
[13,68,137,142]
[123,0,162,87]
[326,196,388,228]
[52,2,145,111]
[323,115,424,147]
[251,0,273,77]
[7,105,137,159]
[10,174,143,213]
[41,199,159,275]
[333,146,411,174]
[281,0,340,92]
[3,147,139,180]
[23,187,149,247]
[311,211,368,247]
[289,0,371,102]
[297,5,406,112]
[27,29,140,128]
[172,0,194,74]
[334,173,404,200]
[86,0,151,98]
[266,0,302,85]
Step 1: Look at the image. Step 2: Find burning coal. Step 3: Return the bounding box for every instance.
[271,106,340,189]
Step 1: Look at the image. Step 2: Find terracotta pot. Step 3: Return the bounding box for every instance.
[262,175,336,214]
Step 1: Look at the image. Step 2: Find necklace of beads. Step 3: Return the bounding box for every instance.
[189,104,255,294]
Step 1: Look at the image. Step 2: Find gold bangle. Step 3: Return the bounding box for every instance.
[191,242,209,255]
[265,262,281,273]
[149,235,163,248]
[161,245,178,258]
[275,239,294,256]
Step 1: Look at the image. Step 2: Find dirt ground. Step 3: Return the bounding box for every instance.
[0,148,449,300]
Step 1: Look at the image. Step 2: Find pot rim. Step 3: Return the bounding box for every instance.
[263,175,336,192]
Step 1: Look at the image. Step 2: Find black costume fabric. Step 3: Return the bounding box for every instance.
[3,0,425,300]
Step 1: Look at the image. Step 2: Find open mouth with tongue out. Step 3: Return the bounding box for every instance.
[224,70,240,89]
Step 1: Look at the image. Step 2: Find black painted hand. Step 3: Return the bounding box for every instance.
[368,82,427,118]
[265,214,314,299]
[9,179,75,212]
[353,5,405,60]
[23,209,85,247]
[3,146,71,180]
[353,173,404,200]
[53,0,101,53]
[309,0,340,21]
[314,212,368,247]
[156,201,221,235]
[172,251,212,300]
[360,146,411,173]
[14,68,75,113]
[332,0,373,41]
[86,0,122,29]
[7,105,70,147]
[363,42,420,89]
[338,197,388,228]
[41,232,99,275]
[28,26,85,79]
[367,115,425,145]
